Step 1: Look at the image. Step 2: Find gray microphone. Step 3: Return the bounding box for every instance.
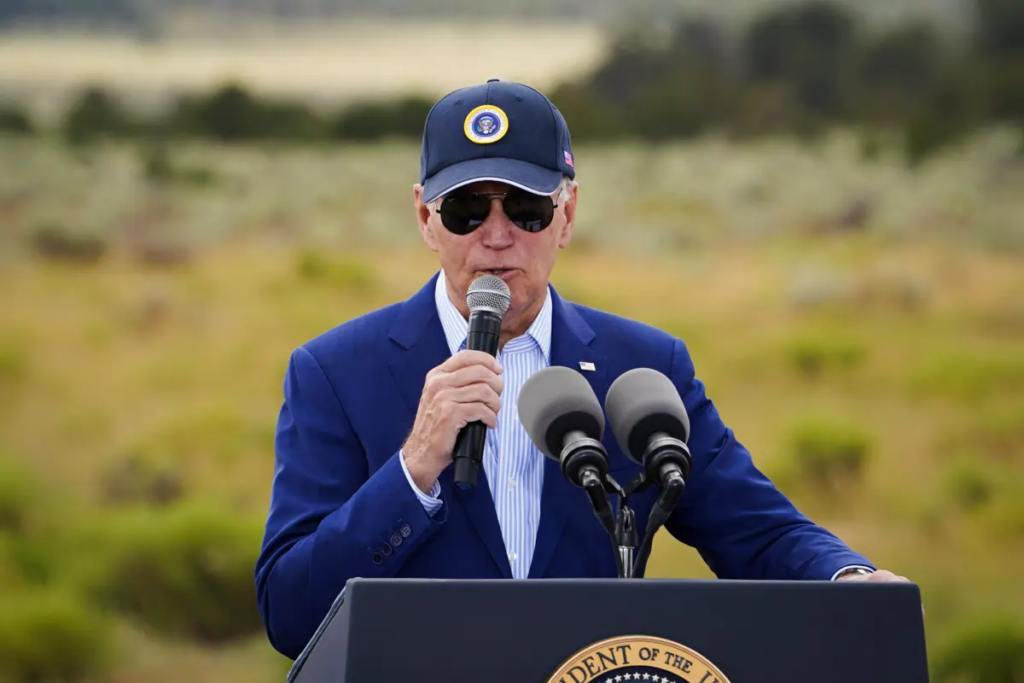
[452,275,511,489]
[519,366,621,574]
[517,366,610,489]
[605,367,692,578]
[604,367,692,490]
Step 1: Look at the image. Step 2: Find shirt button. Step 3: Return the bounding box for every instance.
[508,477,517,489]
[508,551,518,562]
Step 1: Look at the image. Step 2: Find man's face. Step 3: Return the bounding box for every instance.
[414,180,577,331]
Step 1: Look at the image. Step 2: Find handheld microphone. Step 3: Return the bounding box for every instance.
[452,275,511,490]
[605,367,692,490]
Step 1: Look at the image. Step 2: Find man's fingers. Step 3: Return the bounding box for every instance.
[440,350,503,375]
[442,385,502,414]
[460,402,498,429]
[440,364,505,393]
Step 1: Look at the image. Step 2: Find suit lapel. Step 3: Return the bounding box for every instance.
[386,273,512,578]
[528,288,609,579]
[387,273,449,419]
[446,467,512,578]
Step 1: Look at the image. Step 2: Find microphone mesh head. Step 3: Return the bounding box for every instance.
[466,275,512,316]
[518,366,604,461]
[605,367,690,464]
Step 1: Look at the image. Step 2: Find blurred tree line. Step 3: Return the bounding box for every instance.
[549,0,1024,162]
[1,0,1021,164]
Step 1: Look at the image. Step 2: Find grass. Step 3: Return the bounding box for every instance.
[0,137,1021,681]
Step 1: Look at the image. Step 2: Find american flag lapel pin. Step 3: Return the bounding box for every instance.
[579,361,596,372]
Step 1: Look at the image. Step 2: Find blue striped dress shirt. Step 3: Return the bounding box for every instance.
[400,269,551,579]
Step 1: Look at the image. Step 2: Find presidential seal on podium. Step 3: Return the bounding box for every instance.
[547,635,731,683]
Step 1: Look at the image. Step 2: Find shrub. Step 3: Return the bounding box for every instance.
[783,332,866,378]
[788,416,872,489]
[140,145,218,187]
[0,461,65,587]
[295,249,377,292]
[0,534,62,588]
[0,589,115,683]
[0,106,34,135]
[932,613,1024,682]
[30,224,106,264]
[943,457,997,512]
[904,113,966,167]
[75,502,265,644]
[63,86,136,144]
[101,451,184,508]
[331,95,434,141]
[0,460,38,536]
[171,82,326,143]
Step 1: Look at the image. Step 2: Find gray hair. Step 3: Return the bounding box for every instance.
[555,175,576,203]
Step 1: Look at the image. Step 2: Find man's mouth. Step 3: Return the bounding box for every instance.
[482,268,516,280]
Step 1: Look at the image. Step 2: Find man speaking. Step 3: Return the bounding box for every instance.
[255,79,908,660]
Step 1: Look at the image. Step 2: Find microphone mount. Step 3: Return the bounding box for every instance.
[593,433,692,579]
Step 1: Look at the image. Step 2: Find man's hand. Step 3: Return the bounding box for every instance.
[836,569,911,583]
[402,350,504,494]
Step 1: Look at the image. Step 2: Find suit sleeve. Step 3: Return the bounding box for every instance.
[255,346,448,659]
[663,338,874,581]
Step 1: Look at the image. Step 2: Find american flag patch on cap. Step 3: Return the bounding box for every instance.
[564,150,574,168]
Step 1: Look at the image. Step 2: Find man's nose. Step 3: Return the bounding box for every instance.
[478,198,515,246]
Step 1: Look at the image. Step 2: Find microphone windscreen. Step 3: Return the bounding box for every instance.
[518,366,604,461]
[466,275,511,316]
[605,368,690,464]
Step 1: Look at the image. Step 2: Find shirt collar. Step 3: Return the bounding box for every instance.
[434,269,552,361]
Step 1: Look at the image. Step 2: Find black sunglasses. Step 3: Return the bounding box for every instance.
[435,190,558,235]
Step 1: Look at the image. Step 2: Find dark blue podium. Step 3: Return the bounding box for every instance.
[286,578,929,683]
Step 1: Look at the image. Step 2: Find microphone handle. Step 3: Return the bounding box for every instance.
[452,309,503,489]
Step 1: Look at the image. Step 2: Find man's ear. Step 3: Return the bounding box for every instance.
[414,184,440,252]
[557,182,578,249]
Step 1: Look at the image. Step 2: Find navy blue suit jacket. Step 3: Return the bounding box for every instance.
[255,273,874,659]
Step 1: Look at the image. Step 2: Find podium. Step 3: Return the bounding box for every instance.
[286,578,929,683]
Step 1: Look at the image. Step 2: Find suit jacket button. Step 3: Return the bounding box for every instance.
[400,524,412,537]
[371,552,384,565]
[390,532,403,547]
[379,542,393,556]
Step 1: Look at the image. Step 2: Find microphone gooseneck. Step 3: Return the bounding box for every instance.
[452,275,511,490]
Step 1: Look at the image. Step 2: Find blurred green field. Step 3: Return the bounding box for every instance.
[0,134,1022,682]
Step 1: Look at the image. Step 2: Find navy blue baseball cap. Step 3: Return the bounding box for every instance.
[420,79,576,203]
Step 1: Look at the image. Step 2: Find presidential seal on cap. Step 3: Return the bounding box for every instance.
[419,79,576,203]
[464,105,508,144]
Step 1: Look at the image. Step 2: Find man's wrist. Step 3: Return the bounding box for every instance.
[400,447,442,497]
[400,441,430,494]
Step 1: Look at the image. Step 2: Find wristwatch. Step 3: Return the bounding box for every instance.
[833,566,875,580]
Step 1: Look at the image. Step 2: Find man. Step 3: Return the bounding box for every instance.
[255,79,909,660]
